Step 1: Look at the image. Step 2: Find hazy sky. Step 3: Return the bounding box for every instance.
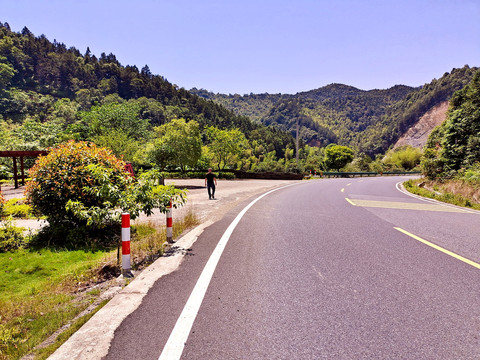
[1,0,479,94]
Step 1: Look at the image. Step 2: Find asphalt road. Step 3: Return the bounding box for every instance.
[105,176,480,359]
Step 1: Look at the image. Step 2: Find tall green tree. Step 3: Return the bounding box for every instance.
[0,60,16,89]
[79,102,150,140]
[303,145,325,172]
[148,118,202,171]
[324,144,354,171]
[205,126,249,170]
[92,129,142,163]
[441,70,480,170]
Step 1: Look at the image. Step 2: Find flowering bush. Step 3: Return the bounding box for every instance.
[26,141,131,227]
[25,141,187,247]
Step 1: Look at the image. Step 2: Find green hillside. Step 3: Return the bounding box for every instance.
[423,69,480,177]
[1,20,477,173]
[0,22,295,162]
[193,66,477,156]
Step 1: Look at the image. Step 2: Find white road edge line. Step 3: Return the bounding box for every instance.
[158,183,298,360]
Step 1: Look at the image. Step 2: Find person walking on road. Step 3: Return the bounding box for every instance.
[205,168,217,200]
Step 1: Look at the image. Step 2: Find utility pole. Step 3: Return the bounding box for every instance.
[295,117,300,164]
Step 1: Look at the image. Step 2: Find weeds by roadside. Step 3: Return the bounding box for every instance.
[32,299,109,360]
[3,198,36,219]
[0,209,199,360]
[404,178,480,210]
[0,218,28,252]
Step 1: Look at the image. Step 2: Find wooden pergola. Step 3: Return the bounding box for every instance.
[0,151,48,189]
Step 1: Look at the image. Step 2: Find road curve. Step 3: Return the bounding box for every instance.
[105,176,480,359]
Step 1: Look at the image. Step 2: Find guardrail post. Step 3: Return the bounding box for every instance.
[166,200,173,243]
[122,213,133,277]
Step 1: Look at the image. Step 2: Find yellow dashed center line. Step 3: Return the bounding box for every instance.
[345,198,469,213]
[394,227,480,270]
[341,188,345,193]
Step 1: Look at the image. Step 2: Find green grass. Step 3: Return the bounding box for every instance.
[33,299,109,360]
[404,179,480,211]
[0,248,105,300]
[0,208,200,360]
[0,249,106,360]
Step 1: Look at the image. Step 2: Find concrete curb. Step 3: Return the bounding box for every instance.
[48,220,214,360]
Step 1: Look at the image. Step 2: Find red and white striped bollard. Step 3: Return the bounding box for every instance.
[166,200,173,243]
[121,213,133,277]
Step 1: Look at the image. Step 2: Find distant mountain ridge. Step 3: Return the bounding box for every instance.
[192,65,478,156]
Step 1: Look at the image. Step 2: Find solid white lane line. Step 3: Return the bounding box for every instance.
[158,184,296,360]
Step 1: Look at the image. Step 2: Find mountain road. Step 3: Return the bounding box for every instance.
[55,176,480,359]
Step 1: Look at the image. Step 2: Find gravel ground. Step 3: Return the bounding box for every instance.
[136,178,301,226]
[1,179,301,231]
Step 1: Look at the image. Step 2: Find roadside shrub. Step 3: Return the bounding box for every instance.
[421,148,445,179]
[25,141,187,247]
[0,218,27,252]
[3,198,33,218]
[384,145,422,171]
[25,140,130,227]
[460,163,480,184]
[0,165,12,180]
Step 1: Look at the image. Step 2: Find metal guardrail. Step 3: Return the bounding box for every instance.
[318,171,421,178]
[131,168,420,180]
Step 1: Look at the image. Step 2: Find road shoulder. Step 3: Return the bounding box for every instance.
[48,179,299,359]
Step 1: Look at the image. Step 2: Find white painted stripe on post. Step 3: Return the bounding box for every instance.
[122,254,131,270]
[121,213,131,273]
[158,183,297,360]
[122,227,130,241]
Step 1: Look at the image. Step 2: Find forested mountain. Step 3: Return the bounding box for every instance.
[193,66,477,156]
[0,22,295,160]
[1,20,477,169]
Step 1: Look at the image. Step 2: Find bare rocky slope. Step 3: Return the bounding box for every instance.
[393,101,449,149]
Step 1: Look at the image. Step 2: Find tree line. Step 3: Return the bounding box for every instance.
[0,21,295,170]
[1,21,464,177]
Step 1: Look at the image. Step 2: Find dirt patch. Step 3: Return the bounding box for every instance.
[393,101,449,149]
[0,184,26,200]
